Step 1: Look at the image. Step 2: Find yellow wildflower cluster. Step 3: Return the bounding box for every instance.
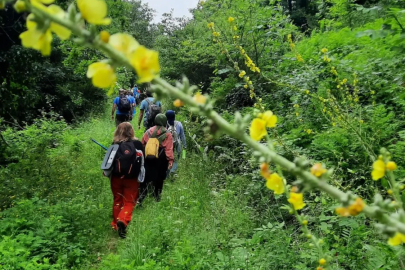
[260,163,285,195]
[321,47,331,62]
[19,4,71,56]
[287,34,303,62]
[335,198,365,217]
[228,17,235,23]
[249,111,277,141]
[17,0,160,88]
[372,158,397,180]
[238,46,260,73]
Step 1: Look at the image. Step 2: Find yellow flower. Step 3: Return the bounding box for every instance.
[109,33,139,57]
[372,159,385,180]
[239,70,246,78]
[173,99,184,107]
[233,26,237,31]
[321,48,328,53]
[20,22,52,56]
[77,0,111,25]
[213,32,220,37]
[249,118,267,141]
[297,54,304,62]
[233,35,240,39]
[319,258,326,265]
[302,220,308,226]
[260,111,277,128]
[306,129,312,135]
[266,173,285,195]
[47,5,71,40]
[86,62,116,88]
[255,67,260,73]
[228,17,235,23]
[288,192,306,210]
[386,161,397,171]
[387,189,393,195]
[207,22,214,29]
[130,46,160,83]
[305,90,309,94]
[100,31,110,43]
[243,84,248,89]
[20,6,70,56]
[311,163,327,177]
[388,232,405,246]
[193,92,207,105]
[336,198,364,217]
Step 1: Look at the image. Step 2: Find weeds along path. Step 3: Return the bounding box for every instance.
[94,151,261,270]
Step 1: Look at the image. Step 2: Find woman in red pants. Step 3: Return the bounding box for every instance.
[109,122,144,238]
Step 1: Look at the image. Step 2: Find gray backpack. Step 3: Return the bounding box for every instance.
[167,121,181,152]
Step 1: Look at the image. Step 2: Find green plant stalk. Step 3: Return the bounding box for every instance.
[153,77,405,235]
[27,1,405,237]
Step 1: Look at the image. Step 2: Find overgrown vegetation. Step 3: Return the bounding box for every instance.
[1,0,405,269]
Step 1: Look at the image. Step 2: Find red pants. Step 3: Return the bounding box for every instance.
[110,175,139,229]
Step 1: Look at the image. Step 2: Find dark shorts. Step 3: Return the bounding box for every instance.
[115,114,131,126]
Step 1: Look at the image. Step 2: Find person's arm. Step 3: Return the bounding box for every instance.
[138,100,145,128]
[111,103,117,120]
[163,133,174,169]
[179,123,187,148]
[138,110,144,128]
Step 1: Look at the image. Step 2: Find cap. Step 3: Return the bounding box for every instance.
[166,110,175,126]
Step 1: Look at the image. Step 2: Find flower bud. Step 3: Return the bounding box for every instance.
[14,0,26,13]
[319,258,326,265]
[302,220,308,226]
[100,31,110,43]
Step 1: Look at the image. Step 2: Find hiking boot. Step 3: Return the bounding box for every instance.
[117,221,127,239]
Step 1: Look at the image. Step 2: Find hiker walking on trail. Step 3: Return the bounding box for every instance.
[138,114,174,203]
[108,122,144,238]
[138,91,162,130]
[165,110,186,177]
[126,90,136,119]
[111,89,135,126]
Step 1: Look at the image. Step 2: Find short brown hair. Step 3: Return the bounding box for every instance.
[113,122,136,143]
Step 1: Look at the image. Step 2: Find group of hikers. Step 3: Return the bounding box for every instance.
[106,86,187,238]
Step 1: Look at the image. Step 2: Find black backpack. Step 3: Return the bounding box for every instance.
[113,141,142,179]
[145,99,161,128]
[117,96,131,113]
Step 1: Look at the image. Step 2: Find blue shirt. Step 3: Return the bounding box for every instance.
[140,97,161,121]
[114,96,134,115]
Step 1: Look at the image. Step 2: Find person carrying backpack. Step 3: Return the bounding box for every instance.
[125,90,136,119]
[138,114,174,204]
[165,110,186,177]
[108,122,145,238]
[111,89,135,126]
[138,91,162,130]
